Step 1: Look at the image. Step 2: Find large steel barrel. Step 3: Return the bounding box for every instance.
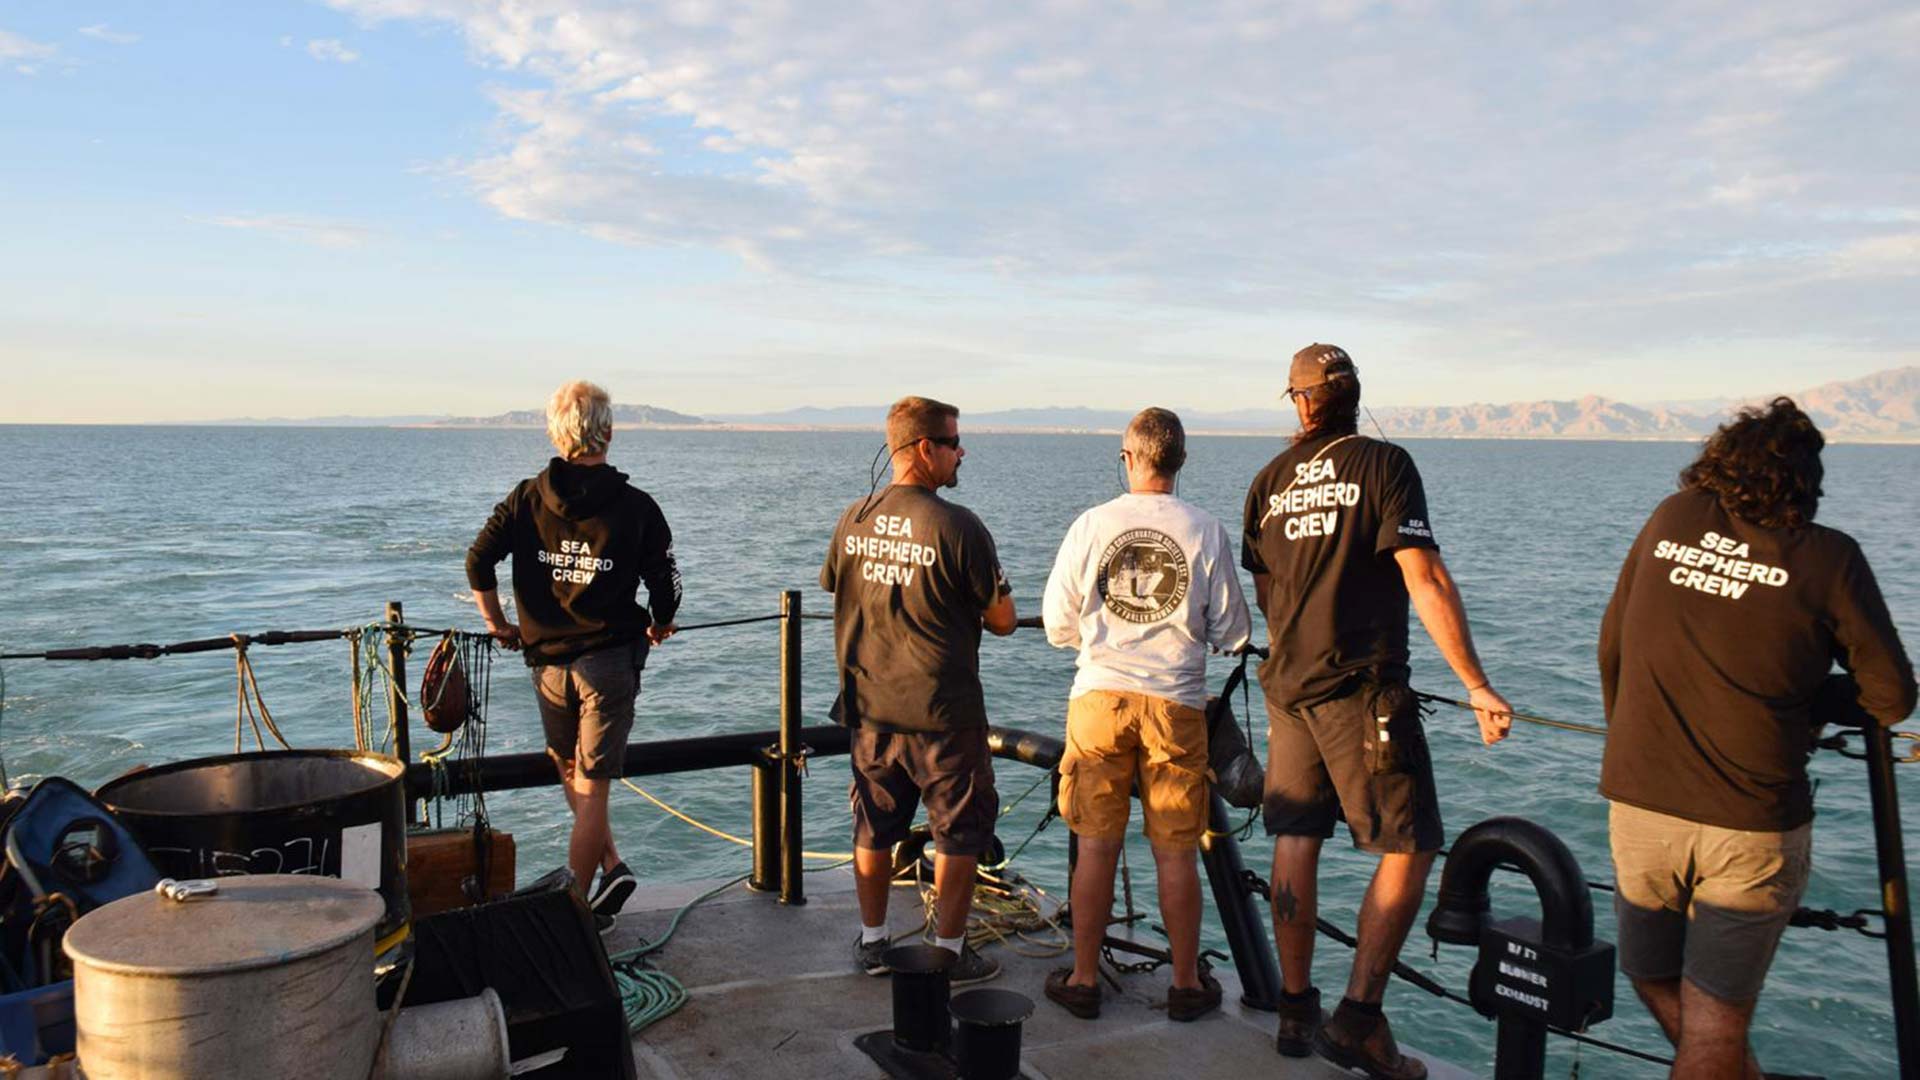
[65,874,385,1079]
[96,750,411,957]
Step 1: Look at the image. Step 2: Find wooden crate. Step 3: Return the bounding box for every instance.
[406,826,516,917]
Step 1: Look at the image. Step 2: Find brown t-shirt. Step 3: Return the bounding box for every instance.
[1599,488,1917,831]
[1241,434,1439,711]
[820,484,1011,733]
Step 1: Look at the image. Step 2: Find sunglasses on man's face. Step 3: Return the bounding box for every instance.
[923,435,961,449]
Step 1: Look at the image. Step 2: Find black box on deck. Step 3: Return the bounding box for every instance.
[405,878,635,1079]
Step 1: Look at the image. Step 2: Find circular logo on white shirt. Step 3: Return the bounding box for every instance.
[1097,529,1191,624]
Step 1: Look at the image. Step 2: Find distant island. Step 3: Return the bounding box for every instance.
[209,365,1920,443]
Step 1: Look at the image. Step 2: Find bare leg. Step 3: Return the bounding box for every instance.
[853,846,893,928]
[553,753,621,874]
[1345,851,1435,1003]
[1067,835,1122,987]
[932,853,979,940]
[1271,835,1324,994]
[1673,978,1763,1080]
[566,773,613,901]
[1632,976,1684,1047]
[1151,843,1203,991]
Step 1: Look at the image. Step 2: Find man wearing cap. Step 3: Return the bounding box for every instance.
[1242,344,1512,1079]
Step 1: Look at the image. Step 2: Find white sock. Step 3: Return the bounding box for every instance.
[861,923,889,945]
[935,934,965,956]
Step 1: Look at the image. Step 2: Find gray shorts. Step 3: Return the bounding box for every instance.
[531,640,645,780]
[1609,800,1811,1003]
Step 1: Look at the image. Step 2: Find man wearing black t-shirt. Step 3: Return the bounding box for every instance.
[822,396,1017,985]
[1600,398,1915,1078]
[1242,345,1512,1079]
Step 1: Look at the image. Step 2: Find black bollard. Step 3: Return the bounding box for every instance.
[884,944,955,1052]
[950,988,1034,1080]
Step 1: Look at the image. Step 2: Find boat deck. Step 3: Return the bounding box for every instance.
[608,870,1472,1079]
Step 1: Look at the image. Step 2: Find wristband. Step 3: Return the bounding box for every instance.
[1466,681,1490,694]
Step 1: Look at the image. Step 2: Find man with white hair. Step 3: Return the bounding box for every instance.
[467,380,682,927]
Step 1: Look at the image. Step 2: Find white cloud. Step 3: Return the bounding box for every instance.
[78,24,139,45]
[306,38,360,64]
[324,1,1920,359]
[203,215,374,249]
[0,28,56,73]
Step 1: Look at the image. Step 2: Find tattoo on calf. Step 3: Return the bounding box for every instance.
[1275,879,1300,923]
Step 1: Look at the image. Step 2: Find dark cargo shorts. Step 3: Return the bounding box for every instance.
[1263,681,1443,854]
[531,640,646,780]
[850,726,999,857]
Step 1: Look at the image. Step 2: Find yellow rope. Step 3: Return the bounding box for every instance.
[619,778,854,861]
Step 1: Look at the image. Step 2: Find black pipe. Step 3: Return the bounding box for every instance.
[1201,792,1283,1010]
[1427,817,1594,951]
[405,725,854,798]
[386,601,416,823]
[1863,723,1920,1074]
[749,758,780,893]
[778,590,806,906]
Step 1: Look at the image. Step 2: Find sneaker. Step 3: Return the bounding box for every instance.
[590,861,637,916]
[1274,986,1322,1058]
[1312,1000,1427,1080]
[948,943,1000,986]
[1167,971,1222,1022]
[595,912,616,937]
[1043,967,1100,1020]
[854,934,892,976]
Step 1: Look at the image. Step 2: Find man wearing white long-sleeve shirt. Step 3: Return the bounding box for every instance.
[1040,407,1251,1022]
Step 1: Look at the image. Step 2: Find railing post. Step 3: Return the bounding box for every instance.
[750,757,782,893]
[1864,724,1919,1074]
[1199,792,1282,1010]
[779,590,806,905]
[384,601,418,824]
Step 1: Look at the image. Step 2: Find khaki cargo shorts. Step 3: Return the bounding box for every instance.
[1057,689,1210,850]
[531,640,645,780]
[1609,800,1812,1003]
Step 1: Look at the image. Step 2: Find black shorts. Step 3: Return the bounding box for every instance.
[849,727,999,857]
[1262,681,1443,854]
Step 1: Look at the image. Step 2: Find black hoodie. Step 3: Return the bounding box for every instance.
[467,458,682,666]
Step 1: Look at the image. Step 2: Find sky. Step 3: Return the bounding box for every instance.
[1,1,1915,422]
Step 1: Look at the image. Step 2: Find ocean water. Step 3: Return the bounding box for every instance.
[0,424,1914,1077]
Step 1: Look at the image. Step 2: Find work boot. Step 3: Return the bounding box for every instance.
[1274,986,1322,1057]
[1313,999,1427,1080]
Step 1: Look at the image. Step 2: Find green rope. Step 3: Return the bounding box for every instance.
[609,873,751,1034]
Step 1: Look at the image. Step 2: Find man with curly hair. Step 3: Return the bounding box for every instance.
[1601,397,1915,1078]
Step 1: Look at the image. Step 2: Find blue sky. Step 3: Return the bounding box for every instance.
[2,1,1915,422]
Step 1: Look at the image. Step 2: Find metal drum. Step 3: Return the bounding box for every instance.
[96,749,412,957]
[64,874,385,1079]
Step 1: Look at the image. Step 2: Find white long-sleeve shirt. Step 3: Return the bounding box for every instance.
[1042,492,1252,710]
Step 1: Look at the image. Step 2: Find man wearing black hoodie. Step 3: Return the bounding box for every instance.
[467,381,682,922]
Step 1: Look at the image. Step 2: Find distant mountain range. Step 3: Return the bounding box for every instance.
[192,365,1920,442]
[706,366,1920,441]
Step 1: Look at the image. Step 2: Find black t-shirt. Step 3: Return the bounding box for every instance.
[820,484,1012,733]
[1599,488,1916,831]
[1241,434,1439,711]
[466,459,683,666]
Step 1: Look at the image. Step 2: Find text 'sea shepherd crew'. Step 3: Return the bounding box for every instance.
[1240,433,1439,712]
[466,457,682,666]
[821,484,1011,734]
